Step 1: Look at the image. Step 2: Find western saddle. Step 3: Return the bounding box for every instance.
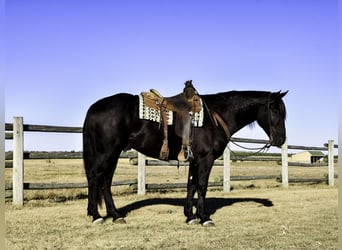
[141,80,202,161]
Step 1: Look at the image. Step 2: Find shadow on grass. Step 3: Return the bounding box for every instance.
[118,197,273,217]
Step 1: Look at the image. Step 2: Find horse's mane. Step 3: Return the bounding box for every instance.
[203,90,287,127]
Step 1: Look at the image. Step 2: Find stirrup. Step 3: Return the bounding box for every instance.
[159,140,169,160]
[177,146,194,162]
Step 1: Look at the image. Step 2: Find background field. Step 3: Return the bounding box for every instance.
[5,158,336,200]
[5,158,338,249]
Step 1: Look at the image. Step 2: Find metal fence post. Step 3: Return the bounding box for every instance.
[13,117,24,205]
[281,137,288,188]
[328,140,334,186]
[223,145,231,192]
[137,152,146,195]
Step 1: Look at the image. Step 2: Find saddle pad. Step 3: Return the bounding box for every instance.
[139,94,173,125]
[139,94,204,127]
[191,107,204,127]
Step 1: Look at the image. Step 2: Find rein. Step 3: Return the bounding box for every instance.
[227,142,271,160]
[212,110,272,155]
[230,140,271,150]
[211,93,274,156]
[193,88,274,156]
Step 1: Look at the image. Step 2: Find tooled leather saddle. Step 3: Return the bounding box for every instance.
[140,80,202,161]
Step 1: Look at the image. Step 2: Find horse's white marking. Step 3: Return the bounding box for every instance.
[114,217,126,224]
[92,218,104,224]
[187,218,200,225]
[202,220,215,227]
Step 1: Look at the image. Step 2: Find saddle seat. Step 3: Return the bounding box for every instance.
[142,86,201,113]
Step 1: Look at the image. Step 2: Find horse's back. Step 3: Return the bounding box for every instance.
[86,93,137,117]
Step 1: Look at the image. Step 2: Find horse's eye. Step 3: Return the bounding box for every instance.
[270,105,279,114]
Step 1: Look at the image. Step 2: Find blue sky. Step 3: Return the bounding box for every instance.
[5,0,338,152]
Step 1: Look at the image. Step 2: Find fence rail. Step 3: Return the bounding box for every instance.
[5,117,338,205]
[5,179,137,190]
[5,151,133,162]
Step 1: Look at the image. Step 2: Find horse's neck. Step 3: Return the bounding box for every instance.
[219,98,261,136]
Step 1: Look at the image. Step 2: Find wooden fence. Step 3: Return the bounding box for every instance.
[5,116,338,205]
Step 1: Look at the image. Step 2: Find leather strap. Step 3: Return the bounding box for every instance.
[212,112,231,140]
[159,103,169,160]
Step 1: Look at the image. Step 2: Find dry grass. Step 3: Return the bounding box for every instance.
[5,158,338,249]
[5,158,336,198]
[5,187,337,249]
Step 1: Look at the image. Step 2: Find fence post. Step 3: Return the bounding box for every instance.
[0,101,4,250]
[223,145,231,192]
[13,117,24,205]
[137,152,146,195]
[328,140,334,186]
[281,137,288,188]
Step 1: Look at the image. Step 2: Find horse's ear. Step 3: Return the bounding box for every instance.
[271,90,288,99]
[279,90,288,98]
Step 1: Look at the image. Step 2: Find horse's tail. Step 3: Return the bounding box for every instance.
[83,117,104,209]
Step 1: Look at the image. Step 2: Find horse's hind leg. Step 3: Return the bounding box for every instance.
[87,173,103,223]
[86,152,121,224]
[102,153,126,223]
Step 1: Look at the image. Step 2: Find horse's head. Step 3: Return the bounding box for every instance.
[256,91,288,147]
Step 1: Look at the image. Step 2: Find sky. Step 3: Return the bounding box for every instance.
[4,0,338,153]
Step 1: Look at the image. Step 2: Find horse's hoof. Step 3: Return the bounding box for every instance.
[92,218,104,224]
[187,218,200,225]
[113,217,126,224]
[202,220,215,227]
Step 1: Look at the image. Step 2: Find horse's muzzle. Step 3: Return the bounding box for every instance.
[270,137,286,147]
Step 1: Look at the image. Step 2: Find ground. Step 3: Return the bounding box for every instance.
[5,158,338,249]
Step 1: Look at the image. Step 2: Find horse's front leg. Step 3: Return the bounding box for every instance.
[196,156,215,226]
[184,161,200,224]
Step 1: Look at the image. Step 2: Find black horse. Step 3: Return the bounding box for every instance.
[83,89,287,225]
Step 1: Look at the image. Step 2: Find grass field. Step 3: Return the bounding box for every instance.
[5,159,338,249]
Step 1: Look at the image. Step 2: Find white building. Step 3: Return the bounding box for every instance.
[290,151,325,164]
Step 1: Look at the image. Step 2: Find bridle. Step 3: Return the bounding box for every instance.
[267,93,274,144]
[214,93,274,154]
[194,89,275,155]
